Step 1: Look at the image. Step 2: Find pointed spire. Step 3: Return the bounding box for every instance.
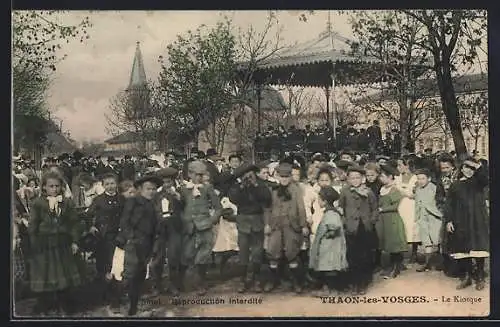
[128,41,147,89]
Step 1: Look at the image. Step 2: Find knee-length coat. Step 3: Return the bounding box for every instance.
[28,196,84,293]
[414,182,443,247]
[264,183,307,261]
[309,209,348,272]
[378,185,407,253]
[444,165,489,258]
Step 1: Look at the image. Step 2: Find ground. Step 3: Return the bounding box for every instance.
[14,261,490,318]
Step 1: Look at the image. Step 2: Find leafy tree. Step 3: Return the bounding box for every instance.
[13,11,92,159]
[13,11,91,71]
[232,11,288,151]
[403,9,487,157]
[347,10,436,154]
[158,19,237,146]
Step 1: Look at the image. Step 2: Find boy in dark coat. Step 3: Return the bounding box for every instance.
[338,165,378,295]
[150,167,184,296]
[228,163,272,293]
[87,173,124,285]
[116,174,163,316]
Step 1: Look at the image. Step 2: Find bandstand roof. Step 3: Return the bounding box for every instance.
[238,29,430,88]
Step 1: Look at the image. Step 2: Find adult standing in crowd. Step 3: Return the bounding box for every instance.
[180,161,222,296]
[444,158,489,291]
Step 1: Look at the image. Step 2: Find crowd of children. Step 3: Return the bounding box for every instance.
[12,148,490,316]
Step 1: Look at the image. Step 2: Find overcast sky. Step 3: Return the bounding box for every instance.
[40,11,352,143]
[26,10,486,143]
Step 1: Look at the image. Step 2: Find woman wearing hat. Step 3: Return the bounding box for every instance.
[378,164,407,279]
[115,174,163,316]
[444,158,489,291]
[263,162,308,294]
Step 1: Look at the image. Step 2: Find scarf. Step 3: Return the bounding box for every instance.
[47,195,63,216]
[350,185,370,197]
[185,181,202,197]
[276,184,292,201]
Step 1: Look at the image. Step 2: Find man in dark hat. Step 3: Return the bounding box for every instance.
[228,163,272,293]
[150,167,184,296]
[121,155,136,182]
[115,174,163,316]
[264,162,308,294]
[180,160,222,296]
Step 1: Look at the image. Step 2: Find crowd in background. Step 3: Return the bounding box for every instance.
[12,135,490,317]
[254,120,403,157]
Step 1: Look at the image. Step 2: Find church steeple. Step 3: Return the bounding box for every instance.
[128,41,147,89]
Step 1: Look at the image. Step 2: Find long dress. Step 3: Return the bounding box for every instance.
[379,185,407,253]
[396,173,420,243]
[445,165,489,259]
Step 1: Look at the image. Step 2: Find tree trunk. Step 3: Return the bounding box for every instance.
[434,55,467,158]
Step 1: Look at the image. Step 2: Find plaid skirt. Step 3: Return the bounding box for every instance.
[13,246,26,282]
[29,233,85,293]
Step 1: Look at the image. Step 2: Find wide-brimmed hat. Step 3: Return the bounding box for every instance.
[134,174,163,188]
[347,164,366,175]
[156,167,179,179]
[335,160,353,170]
[380,163,400,177]
[233,162,259,178]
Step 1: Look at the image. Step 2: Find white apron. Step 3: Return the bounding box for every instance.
[212,197,239,252]
[396,174,420,243]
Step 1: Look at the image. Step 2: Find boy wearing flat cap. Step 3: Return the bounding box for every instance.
[264,162,308,294]
[338,165,378,295]
[149,167,183,296]
[115,174,163,316]
[180,160,222,296]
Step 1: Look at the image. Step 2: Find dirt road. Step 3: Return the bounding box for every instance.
[14,266,489,318]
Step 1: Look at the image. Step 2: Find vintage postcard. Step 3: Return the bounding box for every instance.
[12,10,489,318]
